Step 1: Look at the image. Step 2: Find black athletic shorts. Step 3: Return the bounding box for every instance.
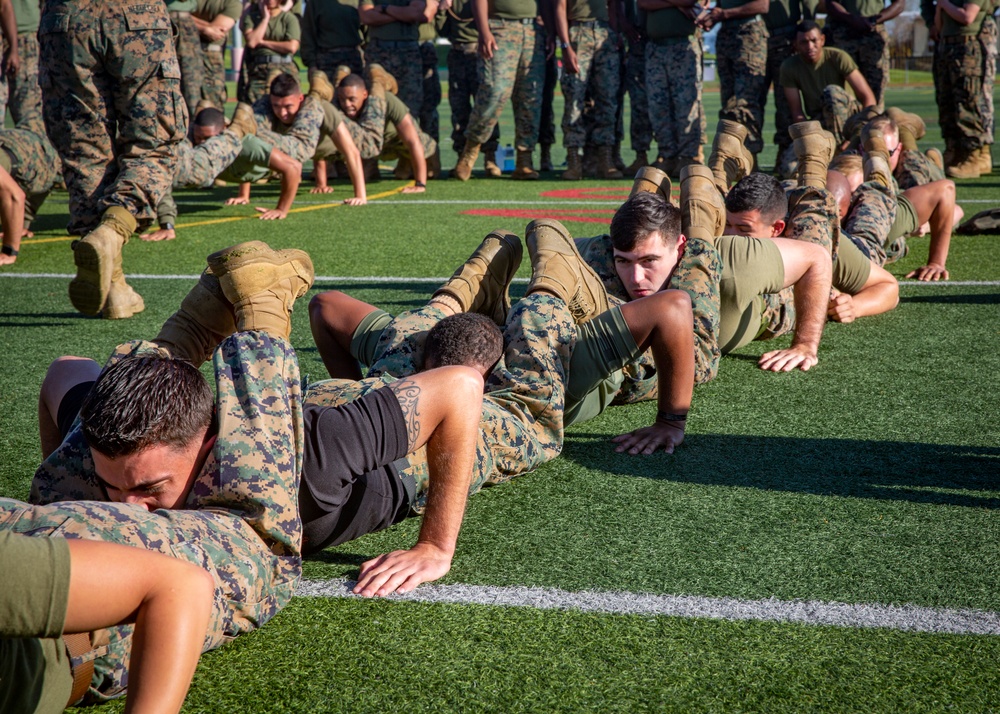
[299,387,413,554]
[56,381,95,440]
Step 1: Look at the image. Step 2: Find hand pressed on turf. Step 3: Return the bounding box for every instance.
[353,542,452,597]
[612,421,685,455]
[758,344,818,372]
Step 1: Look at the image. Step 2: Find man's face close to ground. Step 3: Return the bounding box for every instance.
[192,123,222,147]
[725,208,785,238]
[91,434,215,511]
[795,28,825,64]
[270,92,305,126]
[336,85,368,119]
[614,231,684,301]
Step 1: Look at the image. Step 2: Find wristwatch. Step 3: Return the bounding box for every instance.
[161,222,175,231]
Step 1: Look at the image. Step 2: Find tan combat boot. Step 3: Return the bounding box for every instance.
[563,148,583,180]
[365,63,398,95]
[511,149,539,180]
[69,206,136,316]
[101,249,145,321]
[308,68,335,102]
[452,142,481,181]
[483,149,502,178]
[194,99,215,115]
[680,164,726,244]
[946,149,982,179]
[708,119,754,194]
[228,102,258,139]
[978,145,993,175]
[630,166,671,202]
[790,120,836,188]
[154,267,237,366]
[431,230,523,325]
[596,145,623,179]
[861,127,894,188]
[540,144,554,171]
[333,64,352,89]
[925,147,944,171]
[524,219,609,324]
[886,107,926,149]
[207,241,315,339]
[625,149,650,175]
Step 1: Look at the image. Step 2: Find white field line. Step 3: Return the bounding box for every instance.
[296,579,1000,636]
[3,273,1000,287]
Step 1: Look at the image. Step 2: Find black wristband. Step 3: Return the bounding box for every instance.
[1,244,17,257]
[657,410,687,422]
[414,181,426,188]
[160,222,174,231]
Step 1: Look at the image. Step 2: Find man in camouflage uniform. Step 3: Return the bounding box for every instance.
[252,72,325,164]
[301,0,365,77]
[418,20,442,143]
[238,0,301,104]
[39,0,187,320]
[359,0,438,115]
[824,0,904,108]
[167,0,205,118]
[556,0,624,179]
[0,0,42,128]
[193,0,242,108]
[451,0,546,180]
[620,0,653,172]
[641,0,705,177]
[698,0,770,164]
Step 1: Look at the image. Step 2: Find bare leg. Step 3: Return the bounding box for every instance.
[308,291,379,379]
[903,179,956,281]
[38,356,100,458]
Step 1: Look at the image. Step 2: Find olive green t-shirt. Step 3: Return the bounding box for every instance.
[313,99,347,160]
[361,0,421,41]
[942,0,988,36]
[382,92,410,145]
[764,0,817,30]
[444,0,479,43]
[779,47,857,119]
[196,0,243,23]
[832,0,883,16]
[567,0,609,23]
[832,237,872,294]
[489,0,538,21]
[301,0,363,62]
[716,234,786,353]
[645,7,696,40]
[166,0,198,12]
[219,135,274,183]
[241,7,301,58]
[12,0,40,34]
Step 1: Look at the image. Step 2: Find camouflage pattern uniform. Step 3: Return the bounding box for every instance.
[300,0,365,77]
[253,94,325,162]
[539,48,559,151]
[821,84,865,145]
[561,0,622,149]
[237,5,300,105]
[168,2,206,118]
[764,0,816,161]
[329,94,388,159]
[39,0,186,235]
[464,9,546,152]
[644,9,705,161]
[0,0,43,128]
[826,4,889,108]
[980,12,997,144]
[442,0,500,154]
[20,332,304,703]
[716,10,770,155]
[843,180,900,265]
[0,124,58,232]
[360,0,424,114]
[895,147,945,189]
[194,0,243,107]
[624,32,652,156]
[418,22,442,142]
[156,130,244,226]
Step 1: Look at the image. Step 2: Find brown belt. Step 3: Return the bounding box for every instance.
[64,632,96,707]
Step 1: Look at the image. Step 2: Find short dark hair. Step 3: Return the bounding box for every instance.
[194,107,226,133]
[424,313,503,373]
[796,19,821,36]
[80,356,214,458]
[270,72,301,97]
[725,172,789,225]
[609,192,682,252]
[338,73,367,91]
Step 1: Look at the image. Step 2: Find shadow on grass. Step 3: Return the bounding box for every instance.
[306,550,369,567]
[563,433,1000,509]
[900,293,1000,305]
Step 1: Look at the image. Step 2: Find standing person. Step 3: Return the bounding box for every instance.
[417,19,442,143]
[167,0,206,118]
[39,0,187,318]
[451,0,546,180]
[619,0,653,172]
[237,0,301,104]
[300,0,365,77]
[358,0,438,115]
[193,0,242,108]
[823,0,904,108]
[0,0,41,128]
[0,121,61,268]
[639,0,705,177]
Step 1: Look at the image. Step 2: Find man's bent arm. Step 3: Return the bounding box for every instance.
[785,86,807,123]
[396,115,428,188]
[845,69,876,108]
[331,122,368,205]
[256,148,301,219]
[0,165,26,264]
[829,261,898,322]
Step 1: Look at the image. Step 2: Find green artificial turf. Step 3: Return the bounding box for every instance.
[3,85,998,712]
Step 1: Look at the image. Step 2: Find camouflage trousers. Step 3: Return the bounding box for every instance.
[171,11,205,118]
[935,35,990,152]
[844,180,899,266]
[174,131,243,187]
[981,14,997,142]
[447,43,500,154]
[307,295,573,512]
[540,49,559,147]
[0,32,42,130]
[820,85,864,145]
[381,123,438,163]
[339,93,388,159]
[645,36,705,160]
[561,22,622,148]
[717,18,769,155]
[895,148,945,190]
[0,126,60,224]
[366,40,423,116]
[253,94,325,163]
[419,41,441,143]
[310,46,365,78]
[466,18,545,150]
[200,46,228,108]
[625,37,652,152]
[21,332,304,702]
[237,58,298,105]
[39,0,186,234]
[828,22,889,108]
[766,29,796,150]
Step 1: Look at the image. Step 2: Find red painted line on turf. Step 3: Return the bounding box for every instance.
[462,208,616,224]
[540,185,680,200]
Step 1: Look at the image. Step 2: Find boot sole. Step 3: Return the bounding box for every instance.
[526,220,608,322]
[956,208,1000,234]
[206,241,274,276]
[209,248,315,304]
[102,294,145,320]
[69,241,113,315]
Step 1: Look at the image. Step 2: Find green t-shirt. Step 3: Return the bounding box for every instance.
[716,234,786,353]
[361,0,421,41]
[567,0,608,23]
[382,92,410,145]
[942,0,988,36]
[166,0,198,12]
[832,238,872,294]
[489,0,538,21]
[765,0,818,28]
[11,0,39,34]
[313,99,347,160]
[832,0,884,18]
[219,134,274,183]
[443,0,479,43]
[779,47,857,119]
[645,7,696,40]
[241,7,301,58]
[196,0,243,22]
[301,0,363,64]
[419,20,438,41]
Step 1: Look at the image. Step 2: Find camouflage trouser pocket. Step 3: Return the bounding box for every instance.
[156,57,187,143]
[36,12,70,91]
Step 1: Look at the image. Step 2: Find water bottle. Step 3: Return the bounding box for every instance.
[502,144,515,173]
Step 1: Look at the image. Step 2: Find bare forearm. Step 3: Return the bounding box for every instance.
[791,265,831,352]
[0,192,25,253]
[850,281,899,317]
[257,38,299,53]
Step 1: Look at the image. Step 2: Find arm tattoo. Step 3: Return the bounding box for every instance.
[389,379,422,450]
